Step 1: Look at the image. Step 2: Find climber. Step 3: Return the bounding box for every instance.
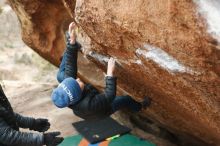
[51,22,151,120]
[0,85,63,146]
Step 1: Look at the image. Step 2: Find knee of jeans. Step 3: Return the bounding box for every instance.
[57,71,65,83]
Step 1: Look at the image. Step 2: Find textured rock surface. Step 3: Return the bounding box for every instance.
[7,0,220,145]
[7,0,72,65]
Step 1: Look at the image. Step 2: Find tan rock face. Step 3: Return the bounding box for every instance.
[7,0,220,145]
[7,0,72,65]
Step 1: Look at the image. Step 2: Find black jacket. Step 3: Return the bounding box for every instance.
[0,85,43,146]
[65,34,117,120]
[69,77,116,120]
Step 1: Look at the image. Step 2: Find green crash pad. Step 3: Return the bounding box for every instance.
[59,134,156,146]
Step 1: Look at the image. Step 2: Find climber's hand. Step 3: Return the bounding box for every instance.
[68,22,77,44]
[107,57,116,77]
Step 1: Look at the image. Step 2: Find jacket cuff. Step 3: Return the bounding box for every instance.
[105,76,117,80]
[65,31,81,49]
[67,42,81,50]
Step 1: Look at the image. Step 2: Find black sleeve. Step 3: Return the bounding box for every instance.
[14,113,35,129]
[104,76,117,100]
[0,118,43,146]
[89,76,117,111]
[64,32,81,79]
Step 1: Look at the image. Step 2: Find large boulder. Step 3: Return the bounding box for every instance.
[7,0,220,145]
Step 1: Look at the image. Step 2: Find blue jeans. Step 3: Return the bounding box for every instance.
[57,52,142,113]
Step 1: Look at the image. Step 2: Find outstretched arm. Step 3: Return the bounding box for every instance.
[0,118,44,146]
[57,22,81,82]
[104,58,117,99]
[89,58,117,111]
[64,22,81,79]
[14,113,50,132]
